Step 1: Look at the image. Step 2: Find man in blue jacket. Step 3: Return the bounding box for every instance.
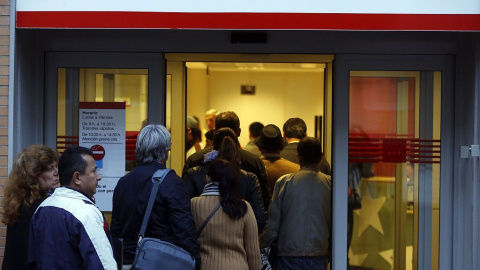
[28,146,117,269]
[111,124,201,270]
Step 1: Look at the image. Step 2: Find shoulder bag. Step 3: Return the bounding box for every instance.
[131,169,196,270]
[197,202,221,237]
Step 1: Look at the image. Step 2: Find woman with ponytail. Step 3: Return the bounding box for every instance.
[183,127,266,233]
[191,158,261,269]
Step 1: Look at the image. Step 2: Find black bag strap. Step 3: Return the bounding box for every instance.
[197,202,221,237]
[138,169,172,242]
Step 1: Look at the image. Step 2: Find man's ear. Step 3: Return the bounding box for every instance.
[297,154,303,165]
[73,171,82,186]
[237,127,241,137]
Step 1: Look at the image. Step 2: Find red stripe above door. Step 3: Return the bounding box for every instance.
[16,11,480,31]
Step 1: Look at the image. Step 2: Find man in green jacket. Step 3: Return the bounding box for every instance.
[260,137,331,270]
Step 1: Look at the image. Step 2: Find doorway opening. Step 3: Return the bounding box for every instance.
[165,54,334,173]
[184,62,330,161]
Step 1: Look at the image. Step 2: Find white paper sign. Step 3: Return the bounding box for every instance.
[79,102,126,211]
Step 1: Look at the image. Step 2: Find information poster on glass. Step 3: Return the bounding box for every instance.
[79,102,126,211]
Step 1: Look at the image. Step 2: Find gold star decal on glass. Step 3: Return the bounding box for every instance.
[379,248,394,269]
[355,185,386,236]
[348,248,369,265]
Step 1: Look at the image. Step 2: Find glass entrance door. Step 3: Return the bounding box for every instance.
[44,52,164,212]
[45,52,164,161]
[348,71,440,270]
[332,55,454,270]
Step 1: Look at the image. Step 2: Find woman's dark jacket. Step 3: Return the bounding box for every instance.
[183,165,267,233]
[3,197,46,270]
[111,162,201,267]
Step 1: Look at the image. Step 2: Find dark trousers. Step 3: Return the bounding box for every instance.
[277,256,329,270]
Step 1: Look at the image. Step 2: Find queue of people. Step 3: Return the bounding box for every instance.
[1,111,332,270]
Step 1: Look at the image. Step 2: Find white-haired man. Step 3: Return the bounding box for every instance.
[111,124,201,270]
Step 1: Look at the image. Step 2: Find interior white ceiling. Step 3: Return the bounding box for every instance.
[186,62,326,72]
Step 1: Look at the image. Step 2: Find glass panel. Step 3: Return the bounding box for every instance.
[56,68,148,172]
[348,71,441,270]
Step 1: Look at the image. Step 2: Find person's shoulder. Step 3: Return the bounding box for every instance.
[185,148,212,168]
[239,148,263,164]
[116,164,150,185]
[190,196,200,204]
[278,157,299,165]
[301,170,332,187]
[241,170,259,181]
[38,190,102,221]
[241,169,252,176]
[191,195,206,203]
[282,143,297,151]
[116,170,133,187]
[119,163,150,178]
[162,168,182,183]
[244,200,253,210]
[276,173,294,186]
[280,144,299,164]
[244,140,255,148]
[185,165,205,174]
[317,171,332,182]
[242,201,257,220]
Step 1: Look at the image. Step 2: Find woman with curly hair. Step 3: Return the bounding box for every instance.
[2,145,59,270]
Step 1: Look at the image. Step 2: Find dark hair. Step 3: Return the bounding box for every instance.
[213,128,240,149]
[297,137,323,165]
[283,117,307,139]
[191,127,202,142]
[213,128,240,171]
[215,111,240,134]
[193,116,201,128]
[207,159,247,220]
[58,146,93,186]
[205,130,214,141]
[249,122,264,138]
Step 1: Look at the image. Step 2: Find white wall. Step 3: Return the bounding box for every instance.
[186,68,209,131]
[187,68,325,147]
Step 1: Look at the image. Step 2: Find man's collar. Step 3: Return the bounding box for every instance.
[300,166,319,172]
[61,186,96,203]
[138,161,166,168]
[285,137,301,143]
[262,152,282,159]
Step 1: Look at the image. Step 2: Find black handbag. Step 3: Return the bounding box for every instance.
[132,169,196,270]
